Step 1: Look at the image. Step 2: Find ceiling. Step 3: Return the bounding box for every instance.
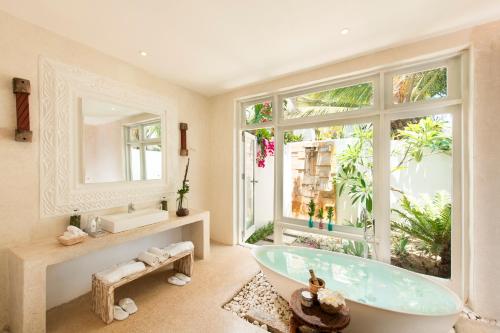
[1,0,500,96]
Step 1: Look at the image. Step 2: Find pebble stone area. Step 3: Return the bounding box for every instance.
[223,272,499,333]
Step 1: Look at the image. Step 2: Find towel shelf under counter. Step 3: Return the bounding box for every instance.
[92,250,194,324]
[7,209,210,333]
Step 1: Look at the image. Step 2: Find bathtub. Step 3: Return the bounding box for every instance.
[252,245,462,333]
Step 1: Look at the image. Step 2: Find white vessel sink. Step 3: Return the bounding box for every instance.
[100,209,169,233]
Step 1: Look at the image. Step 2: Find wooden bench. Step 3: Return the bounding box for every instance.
[91,250,193,324]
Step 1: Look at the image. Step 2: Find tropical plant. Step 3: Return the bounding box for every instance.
[246,101,272,124]
[246,222,274,244]
[284,83,374,118]
[392,235,410,257]
[326,206,334,231]
[176,158,190,215]
[316,207,324,229]
[334,124,374,214]
[316,207,324,220]
[246,103,275,168]
[254,128,274,168]
[392,117,451,171]
[393,67,447,104]
[284,131,303,144]
[327,206,334,222]
[391,192,451,277]
[342,240,365,257]
[307,199,316,218]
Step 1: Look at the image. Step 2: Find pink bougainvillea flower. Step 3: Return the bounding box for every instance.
[266,140,275,156]
[255,137,274,168]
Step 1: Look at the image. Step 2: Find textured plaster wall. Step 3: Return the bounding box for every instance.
[0,10,209,327]
[208,21,500,319]
[469,22,500,319]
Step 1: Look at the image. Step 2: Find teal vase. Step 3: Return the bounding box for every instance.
[327,219,333,231]
[308,216,314,228]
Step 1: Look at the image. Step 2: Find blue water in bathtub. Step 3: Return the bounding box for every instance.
[254,246,462,316]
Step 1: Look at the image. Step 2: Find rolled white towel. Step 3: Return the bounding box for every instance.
[149,247,169,258]
[97,261,146,284]
[148,248,168,263]
[67,225,86,236]
[95,260,136,280]
[138,251,161,267]
[163,241,194,257]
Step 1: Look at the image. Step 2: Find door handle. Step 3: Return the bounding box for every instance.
[250,180,259,184]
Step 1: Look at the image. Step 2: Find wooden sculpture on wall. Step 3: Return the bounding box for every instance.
[180,122,188,156]
[12,78,33,142]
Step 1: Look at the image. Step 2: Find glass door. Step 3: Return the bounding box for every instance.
[243,132,257,241]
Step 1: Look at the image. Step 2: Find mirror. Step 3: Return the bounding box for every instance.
[81,98,163,184]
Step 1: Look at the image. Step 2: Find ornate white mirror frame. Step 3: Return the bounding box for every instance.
[39,57,179,217]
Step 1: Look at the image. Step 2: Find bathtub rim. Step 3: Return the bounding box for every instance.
[251,244,463,318]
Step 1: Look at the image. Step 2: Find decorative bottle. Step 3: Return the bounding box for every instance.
[161,196,168,211]
[70,209,81,228]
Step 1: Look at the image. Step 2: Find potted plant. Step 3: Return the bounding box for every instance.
[176,158,190,217]
[307,199,315,228]
[316,207,324,229]
[327,206,334,231]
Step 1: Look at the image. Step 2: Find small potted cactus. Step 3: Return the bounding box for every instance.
[317,207,324,229]
[327,206,334,231]
[307,199,315,228]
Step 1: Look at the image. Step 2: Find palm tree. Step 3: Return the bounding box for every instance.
[393,67,447,104]
[391,192,451,277]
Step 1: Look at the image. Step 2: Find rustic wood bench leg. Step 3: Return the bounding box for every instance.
[173,251,193,277]
[92,276,114,324]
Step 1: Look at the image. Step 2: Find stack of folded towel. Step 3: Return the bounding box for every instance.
[163,241,194,257]
[136,241,194,267]
[95,260,146,284]
[137,249,167,267]
[60,225,87,241]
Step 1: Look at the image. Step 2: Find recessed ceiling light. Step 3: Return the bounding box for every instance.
[139,51,148,56]
[111,107,115,111]
[341,28,349,35]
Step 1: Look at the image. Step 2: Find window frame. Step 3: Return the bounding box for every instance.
[124,120,162,181]
[236,51,468,297]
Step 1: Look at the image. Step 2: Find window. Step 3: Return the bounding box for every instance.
[282,82,374,119]
[125,121,162,181]
[243,100,272,125]
[238,53,465,293]
[390,114,453,278]
[392,67,447,104]
[282,123,373,230]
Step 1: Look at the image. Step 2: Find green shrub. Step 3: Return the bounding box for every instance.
[246,222,274,244]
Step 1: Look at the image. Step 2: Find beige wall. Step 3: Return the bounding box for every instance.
[0,10,209,328]
[209,22,500,319]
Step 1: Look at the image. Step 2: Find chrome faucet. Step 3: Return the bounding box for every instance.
[128,202,136,213]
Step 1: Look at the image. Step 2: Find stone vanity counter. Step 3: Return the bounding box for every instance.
[7,209,210,333]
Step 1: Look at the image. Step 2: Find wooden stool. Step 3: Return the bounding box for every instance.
[289,288,350,333]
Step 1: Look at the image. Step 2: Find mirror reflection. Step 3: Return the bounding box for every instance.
[82,98,162,183]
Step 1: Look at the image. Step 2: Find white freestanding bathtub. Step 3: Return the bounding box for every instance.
[252,245,462,333]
